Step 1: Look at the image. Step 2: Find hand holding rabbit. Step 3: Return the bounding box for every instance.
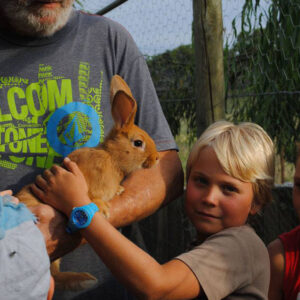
[32,157,91,217]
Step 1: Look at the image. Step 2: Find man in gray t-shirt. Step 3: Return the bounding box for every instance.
[0,1,183,299]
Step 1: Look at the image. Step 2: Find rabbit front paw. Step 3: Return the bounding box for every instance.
[116,185,125,195]
[93,199,110,218]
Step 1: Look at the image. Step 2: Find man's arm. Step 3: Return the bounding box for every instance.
[31,149,183,260]
[107,150,184,227]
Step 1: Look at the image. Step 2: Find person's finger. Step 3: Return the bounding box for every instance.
[0,190,13,196]
[35,174,49,191]
[50,164,64,175]
[63,157,80,174]
[30,183,45,201]
[43,169,55,182]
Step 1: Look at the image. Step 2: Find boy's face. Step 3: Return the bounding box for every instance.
[293,157,300,220]
[185,146,256,239]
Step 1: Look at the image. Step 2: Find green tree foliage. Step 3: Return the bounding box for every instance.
[225,0,300,162]
[146,45,196,141]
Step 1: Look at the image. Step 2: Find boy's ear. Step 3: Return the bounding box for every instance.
[249,202,262,215]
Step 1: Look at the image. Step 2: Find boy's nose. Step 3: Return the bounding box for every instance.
[202,186,219,206]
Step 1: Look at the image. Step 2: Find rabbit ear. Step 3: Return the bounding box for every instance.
[110,75,134,101]
[110,76,137,129]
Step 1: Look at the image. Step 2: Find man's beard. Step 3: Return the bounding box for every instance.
[0,1,74,37]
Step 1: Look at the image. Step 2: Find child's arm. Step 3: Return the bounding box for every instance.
[79,208,200,299]
[267,239,285,300]
[31,158,201,300]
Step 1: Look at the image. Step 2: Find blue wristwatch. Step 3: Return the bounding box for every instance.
[66,203,99,234]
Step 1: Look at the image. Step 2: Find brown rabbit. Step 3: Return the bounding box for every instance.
[16,75,159,291]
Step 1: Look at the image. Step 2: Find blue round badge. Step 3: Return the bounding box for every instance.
[47,102,101,157]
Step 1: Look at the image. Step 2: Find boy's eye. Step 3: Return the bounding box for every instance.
[193,176,208,185]
[222,184,238,193]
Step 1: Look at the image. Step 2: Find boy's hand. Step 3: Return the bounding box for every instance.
[31,157,91,217]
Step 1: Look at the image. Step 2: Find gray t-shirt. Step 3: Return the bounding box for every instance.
[0,9,176,193]
[0,10,176,300]
[176,226,270,300]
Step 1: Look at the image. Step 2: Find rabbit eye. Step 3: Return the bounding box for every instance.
[133,140,143,147]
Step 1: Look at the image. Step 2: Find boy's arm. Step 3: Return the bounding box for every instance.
[267,238,285,300]
[79,210,201,299]
[30,149,183,260]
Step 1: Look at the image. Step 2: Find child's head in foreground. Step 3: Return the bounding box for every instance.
[185,121,274,239]
[0,192,54,300]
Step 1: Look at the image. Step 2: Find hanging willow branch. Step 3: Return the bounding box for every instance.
[225,0,300,162]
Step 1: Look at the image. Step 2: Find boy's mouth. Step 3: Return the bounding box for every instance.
[197,211,220,219]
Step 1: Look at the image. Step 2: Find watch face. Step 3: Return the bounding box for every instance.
[73,210,88,226]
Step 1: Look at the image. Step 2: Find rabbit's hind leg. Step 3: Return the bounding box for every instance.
[51,259,97,291]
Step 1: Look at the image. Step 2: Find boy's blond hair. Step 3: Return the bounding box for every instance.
[186,121,274,207]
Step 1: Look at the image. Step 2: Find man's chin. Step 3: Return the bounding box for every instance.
[34,14,62,28]
[38,2,62,9]
[16,7,72,37]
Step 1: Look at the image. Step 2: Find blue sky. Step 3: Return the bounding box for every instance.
[75,0,270,56]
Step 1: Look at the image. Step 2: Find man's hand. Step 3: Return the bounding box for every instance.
[28,203,84,261]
